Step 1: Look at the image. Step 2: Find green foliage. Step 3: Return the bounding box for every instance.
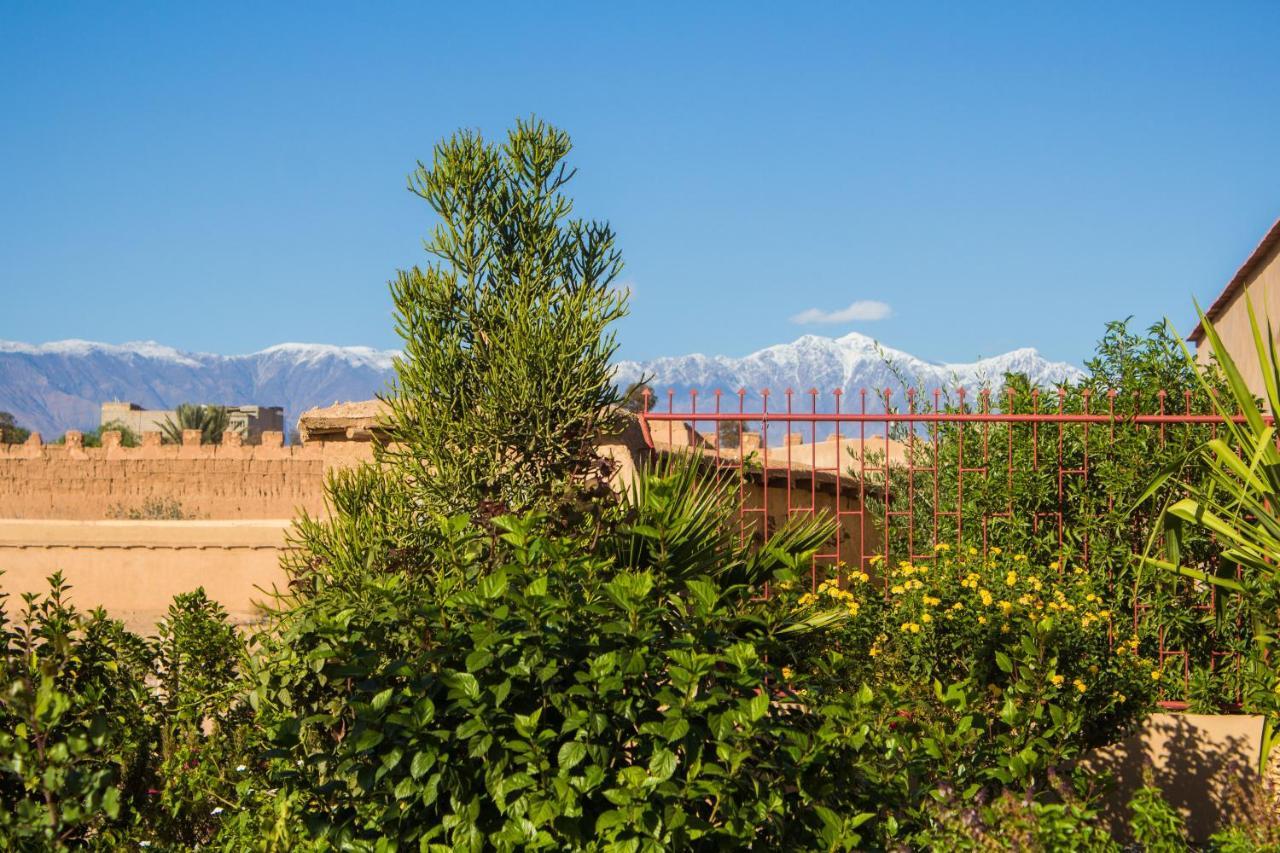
[1209,778,1280,852]
[777,548,1155,802]
[1140,297,1280,767]
[149,590,259,847]
[0,573,157,848]
[0,411,30,444]
[52,422,142,448]
[865,318,1249,710]
[106,496,192,520]
[0,575,258,849]
[380,117,628,518]
[1127,771,1189,852]
[918,782,1119,851]
[87,419,142,448]
[252,458,889,849]
[160,403,234,445]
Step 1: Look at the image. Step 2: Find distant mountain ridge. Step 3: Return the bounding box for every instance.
[614,332,1084,409]
[0,334,1083,437]
[0,340,399,437]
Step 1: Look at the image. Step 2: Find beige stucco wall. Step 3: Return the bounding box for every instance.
[0,519,293,632]
[1080,712,1265,843]
[1195,241,1280,399]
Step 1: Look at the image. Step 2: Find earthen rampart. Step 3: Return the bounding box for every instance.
[0,429,373,520]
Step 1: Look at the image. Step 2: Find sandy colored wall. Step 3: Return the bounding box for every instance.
[0,519,293,633]
[1080,712,1265,843]
[0,436,373,520]
[1196,241,1280,398]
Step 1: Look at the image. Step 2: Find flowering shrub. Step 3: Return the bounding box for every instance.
[777,545,1157,792]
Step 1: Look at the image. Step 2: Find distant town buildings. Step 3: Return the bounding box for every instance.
[101,402,285,443]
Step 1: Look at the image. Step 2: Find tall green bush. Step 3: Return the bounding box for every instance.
[382,117,628,518]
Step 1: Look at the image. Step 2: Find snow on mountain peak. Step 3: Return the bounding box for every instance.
[0,333,1082,436]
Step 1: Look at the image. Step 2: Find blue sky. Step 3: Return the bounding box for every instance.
[2,3,1279,365]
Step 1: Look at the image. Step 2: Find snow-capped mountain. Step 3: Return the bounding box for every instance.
[0,333,1083,437]
[0,340,399,437]
[613,332,1084,410]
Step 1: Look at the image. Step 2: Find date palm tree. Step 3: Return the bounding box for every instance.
[159,403,234,445]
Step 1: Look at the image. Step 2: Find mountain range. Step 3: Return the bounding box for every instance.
[0,333,1084,437]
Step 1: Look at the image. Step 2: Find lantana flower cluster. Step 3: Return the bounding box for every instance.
[777,544,1158,746]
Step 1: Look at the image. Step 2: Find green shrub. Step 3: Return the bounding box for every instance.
[0,573,158,848]
[776,547,1156,795]
[917,781,1119,851]
[247,459,892,849]
[1127,771,1189,851]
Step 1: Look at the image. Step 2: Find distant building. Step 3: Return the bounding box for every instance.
[101,402,285,443]
[1190,216,1280,398]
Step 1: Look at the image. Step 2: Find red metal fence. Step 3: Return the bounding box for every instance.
[638,386,1255,707]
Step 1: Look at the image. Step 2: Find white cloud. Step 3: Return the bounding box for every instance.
[790,300,892,325]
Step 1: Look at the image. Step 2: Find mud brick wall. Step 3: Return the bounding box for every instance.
[0,429,373,520]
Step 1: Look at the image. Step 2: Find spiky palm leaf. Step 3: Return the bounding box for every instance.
[1136,295,1280,768]
[159,403,233,445]
[612,451,847,638]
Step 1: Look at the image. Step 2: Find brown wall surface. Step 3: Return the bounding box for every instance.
[0,438,373,520]
[0,519,293,633]
[1196,241,1280,398]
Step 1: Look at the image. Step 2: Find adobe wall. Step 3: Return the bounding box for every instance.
[0,519,293,633]
[0,431,373,520]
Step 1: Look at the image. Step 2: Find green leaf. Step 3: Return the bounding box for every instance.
[558,741,587,771]
[410,750,436,780]
[648,748,677,782]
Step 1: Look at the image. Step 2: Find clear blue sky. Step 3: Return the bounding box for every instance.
[3,3,1279,365]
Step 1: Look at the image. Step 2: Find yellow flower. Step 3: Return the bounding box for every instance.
[869,646,881,657]
[1088,664,1099,675]
[1014,554,1027,562]
[978,615,988,625]
[798,593,818,606]
[1050,674,1065,686]
[921,613,933,624]
[968,546,978,556]
[950,601,964,611]
[782,666,794,679]
[890,585,905,595]
[856,572,870,583]
[935,542,951,552]
[1085,593,1098,604]
[923,596,941,607]
[1048,561,1060,571]
[1031,578,1043,592]
[1000,624,1011,634]
[980,590,994,606]
[1005,571,1018,587]
[1151,669,1162,681]
[847,602,860,617]
[998,600,1013,615]
[991,547,1003,556]
[1113,691,1127,703]
[1073,679,1087,693]
[1099,609,1111,619]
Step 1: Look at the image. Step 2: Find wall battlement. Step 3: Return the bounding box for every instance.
[0,430,373,520]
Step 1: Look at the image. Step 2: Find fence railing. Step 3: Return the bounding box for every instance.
[638,386,1259,708]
